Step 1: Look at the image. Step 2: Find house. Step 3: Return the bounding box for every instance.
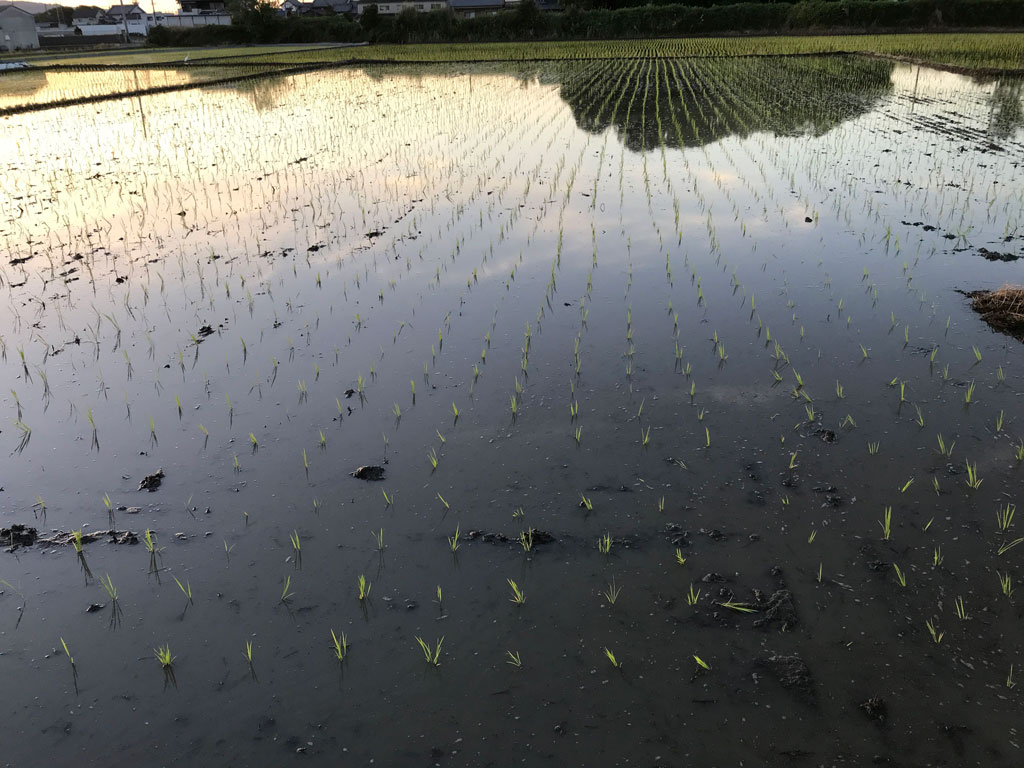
[178,0,228,14]
[356,0,446,15]
[72,6,107,25]
[448,0,503,17]
[280,0,316,15]
[106,3,151,33]
[310,0,357,15]
[0,5,40,51]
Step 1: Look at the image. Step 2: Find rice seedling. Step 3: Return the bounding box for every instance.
[598,533,612,555]
[357,574,371,600]
[415,636,443,666]
[603,648,620,669]
[995,411,1004,433]
[290,530,301,563]
[580,494,593,512]
[506,650,522,668]
[519,528,534,552]
[953,597,967,621]
[71,529,84,554]
[244,640,255,666]
[675,549,686,566]
[718,600,756,613]
[965,461,983,490]
[880,507,892,540]
[372,528,384,552]
[964,381,976,404]
[330,629,348,662]
[997,504,1015,533]
[998,572,1014,598]
[892,563,906,587]
[447,524,461,553]
[900,478,914,493]
[686,583,700,606]
[933,547,944,567]
[972,346,982,363]
[807,530,817,544]
[280,576,294,604]
[1008,666,1017,689]
[602,578,622,606]
[61,637,75,667]
[154,644,175,668]
[926,620,944,644]
[507,579,526,605]
[173,575,194,608]
[428,448,439,470]
[998,538,1024,556]
[382,489,393,507]
[936,434,954,458]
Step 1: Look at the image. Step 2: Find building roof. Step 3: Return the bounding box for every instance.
[106,4,142,17]
[0,5,35,17]
[448,0,503,8]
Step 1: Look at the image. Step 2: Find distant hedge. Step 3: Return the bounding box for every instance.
[148,0,1024,47]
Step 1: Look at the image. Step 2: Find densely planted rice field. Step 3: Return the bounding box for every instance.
[0,53,1023,765]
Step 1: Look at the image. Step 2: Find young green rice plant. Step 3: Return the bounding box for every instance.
[892,563,907,587]
[330,629,348,662]
[436,493,450,512]
[995,410,1004,433]
[1008,665,1016,689]
[244,640,255,667]
[281,575,294,604]
[936,434,954,458]
[602,577,622,605]
[415,636,444,666]
[519,528,534,553]
[926,619,944,644]
[998,571,1014,598]
[289,530,301,563]
[507,579,526,605]
[997,504,1015,533]
[835,381,844,399]
[880,507,892,540]
[964,380,976,404]
[1016,440,1024,463]
[914,405,925,428]
[71,529,84,554]
[900,478,914,493]
[580,494,593,512]
[807,530,817,544]
[154,644,175,668]
[382,489,393,507]
[965,461,982,490]
[841,415,857,429]
[868,441,880,456]
[61,637,75,668]
[953,596,967,621]
[451,402,459,421]
[686,583,700,606]
[998,537,1024,556]
[693,655,711,672]
[372,528,384,552]
[603,648,620,669]
[933,546,944,567]
[173,575,193,608]
[447,524,461,553]
[972,346,982,363]
[506,650,522,668]
[357,574,371,601]
[641,426,651,447]
[598,533,612,555]
[718,600,757,613]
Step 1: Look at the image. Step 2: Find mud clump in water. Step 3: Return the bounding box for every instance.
[966,284,1024,342]
[0,524,38,549]
[350,465,386,481]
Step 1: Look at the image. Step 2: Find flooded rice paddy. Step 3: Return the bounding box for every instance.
[1,56,1023,765]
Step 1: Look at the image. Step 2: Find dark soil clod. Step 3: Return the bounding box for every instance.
[753,589,799,631]
[756,653,815,703]
[1,524,38,549]
[965,285,1024,342]
[139,469,165,492]
[978,247,1019,262]
[860,696,888,723]
[350,465,386,481]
